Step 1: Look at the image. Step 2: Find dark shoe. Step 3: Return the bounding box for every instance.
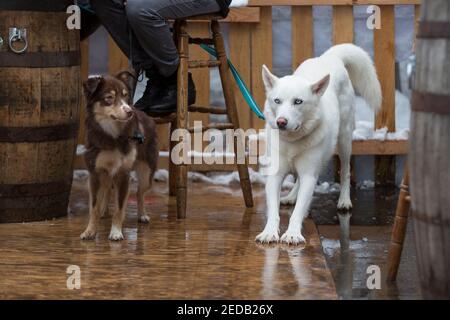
[143,73,196,116]
[134,68,163,112]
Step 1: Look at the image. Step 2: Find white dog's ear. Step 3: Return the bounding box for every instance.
[311,74,330,97]
[262,64,278,92]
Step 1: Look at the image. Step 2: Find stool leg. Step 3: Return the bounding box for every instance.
[387,165,410,281]
[168,120,177,196]
[168,20,180,197]
[211,21,253,208]
[175,21,189,219]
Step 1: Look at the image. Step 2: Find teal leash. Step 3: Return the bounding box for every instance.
[78,3,95,14]
[199,44,265,120]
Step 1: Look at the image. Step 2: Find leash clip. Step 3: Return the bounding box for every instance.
[131,131,145,144]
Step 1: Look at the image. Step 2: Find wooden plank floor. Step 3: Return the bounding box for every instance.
[0,179,336,299]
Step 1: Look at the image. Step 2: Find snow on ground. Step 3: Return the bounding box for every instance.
[353,90,410,140]
[74,168,375,193]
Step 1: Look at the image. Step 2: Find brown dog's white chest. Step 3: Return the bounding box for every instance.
[95,147,137,176]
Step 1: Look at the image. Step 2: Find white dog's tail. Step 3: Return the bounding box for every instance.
[324,43,382,112]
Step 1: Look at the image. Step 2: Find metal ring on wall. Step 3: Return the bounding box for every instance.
[9,27,28,54]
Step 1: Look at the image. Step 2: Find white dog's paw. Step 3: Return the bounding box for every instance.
[337,197,353,211]
[108,226,124,241]
[138,215,150,224]
[80,229,97,240]
[280,229,306,245]
[255,228,279,244]
[280,195,297,206]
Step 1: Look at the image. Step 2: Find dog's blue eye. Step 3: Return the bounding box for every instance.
[294,99,303,105]
[274,98,281,104]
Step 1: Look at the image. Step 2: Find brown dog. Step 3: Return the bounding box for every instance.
[80,71,158,241]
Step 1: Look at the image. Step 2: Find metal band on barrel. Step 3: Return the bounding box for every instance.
[411,91,450,115]
[0,122,79,143]
[0,51,80,68]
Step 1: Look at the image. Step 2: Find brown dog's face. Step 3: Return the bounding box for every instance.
[83,71,136,122]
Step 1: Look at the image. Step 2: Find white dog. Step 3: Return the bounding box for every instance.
[256,44,381,245]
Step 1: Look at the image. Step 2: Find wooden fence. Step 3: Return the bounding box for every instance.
[76,0,421,185]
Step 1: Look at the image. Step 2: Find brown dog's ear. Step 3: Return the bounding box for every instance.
[115,70,136,94]
[83,76,104,99]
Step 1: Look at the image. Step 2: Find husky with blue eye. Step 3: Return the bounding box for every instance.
[257,44,381,245]
[80,71,158,241]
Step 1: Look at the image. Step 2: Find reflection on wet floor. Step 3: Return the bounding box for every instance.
[0,180,420,299]
[311,187,399,225]
[0,181,336,299]
[314,188,420,299]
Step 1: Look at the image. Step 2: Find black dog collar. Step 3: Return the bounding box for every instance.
[130,130,145,144]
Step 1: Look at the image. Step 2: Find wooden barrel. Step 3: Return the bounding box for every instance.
[0,0,80,223]
[410,0,450,299]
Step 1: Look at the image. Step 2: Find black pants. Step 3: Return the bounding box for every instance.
[92,0,221,76]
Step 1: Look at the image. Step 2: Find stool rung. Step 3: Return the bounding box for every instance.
[188,60,220,69]
[188,123,234,133]
[188,105,227,114]
[153,113,176,124]
[189,38,214,45]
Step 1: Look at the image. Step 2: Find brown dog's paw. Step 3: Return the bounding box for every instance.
[138,215,150,224]
[80,229,97,240]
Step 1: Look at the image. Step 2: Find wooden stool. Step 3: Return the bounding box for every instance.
[155,15,254,219]
[386,165,410,281]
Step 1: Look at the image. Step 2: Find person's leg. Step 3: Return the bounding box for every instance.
[125,0,221,77]
[91,0,151,71]
[91,0,129,55]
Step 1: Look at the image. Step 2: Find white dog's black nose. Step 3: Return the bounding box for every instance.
[277,117,288,130]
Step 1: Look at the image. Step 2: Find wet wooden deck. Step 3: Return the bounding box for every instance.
[0,180,336,299]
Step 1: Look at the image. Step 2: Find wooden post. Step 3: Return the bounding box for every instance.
[291,5,313,70]
[332,5,356,184]
[250,6,272,130]
[229,23,253,130]
[374,5,396,186]
[332,6,354,44]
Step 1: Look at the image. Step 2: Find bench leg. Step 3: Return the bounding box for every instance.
[387,166,410,281]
